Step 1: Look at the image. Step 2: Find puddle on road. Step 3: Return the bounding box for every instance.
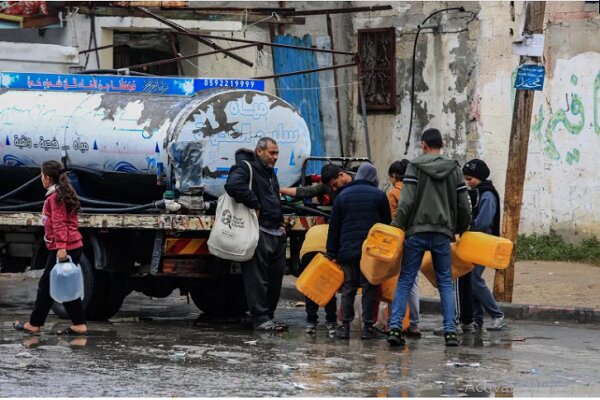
[1,306,599,396]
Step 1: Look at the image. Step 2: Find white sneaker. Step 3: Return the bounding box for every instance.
[488,317,507,331]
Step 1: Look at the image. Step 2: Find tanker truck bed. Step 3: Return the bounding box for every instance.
[0,212,325,232]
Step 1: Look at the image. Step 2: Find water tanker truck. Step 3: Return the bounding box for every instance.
[0,71,345,320]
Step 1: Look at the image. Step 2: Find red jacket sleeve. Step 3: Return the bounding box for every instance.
[50,194,69,249]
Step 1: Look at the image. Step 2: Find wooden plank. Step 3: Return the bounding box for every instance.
[0,12,59,28]
[77,6,305,25]
[494,1,547,303]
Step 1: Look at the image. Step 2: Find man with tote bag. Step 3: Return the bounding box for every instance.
[222,138,288,332]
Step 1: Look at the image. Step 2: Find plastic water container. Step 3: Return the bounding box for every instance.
[300,224,329,259]
[456,231,514,269]
[420,243,475,288]
[360,224,404,285]
[50,256,84,303]
[295,253,344,307]
[380,274,398,303]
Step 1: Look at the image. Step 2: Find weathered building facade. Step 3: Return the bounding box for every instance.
[1,1,599,240]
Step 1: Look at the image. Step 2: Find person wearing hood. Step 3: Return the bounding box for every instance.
[387,128,471,347]
[326,163,391,340]
[462,159,506,331]
[224,137,287,332]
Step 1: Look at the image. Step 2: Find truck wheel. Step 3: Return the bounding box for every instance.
[190,277,248,316]
[85,271,132,320]
[52,256,131,321]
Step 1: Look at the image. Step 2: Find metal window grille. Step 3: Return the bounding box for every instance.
[358,27,397,112]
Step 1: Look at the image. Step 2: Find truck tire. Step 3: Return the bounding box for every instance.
[190,277,248,316]
[52,256,132,321]
[84,271,132,320]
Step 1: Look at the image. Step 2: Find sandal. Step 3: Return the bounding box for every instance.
[56,327,88,336]
[13,321,40,335]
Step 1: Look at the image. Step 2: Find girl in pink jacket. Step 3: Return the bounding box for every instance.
[14,160,88,336]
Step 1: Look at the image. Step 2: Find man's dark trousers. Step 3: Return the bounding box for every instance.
[340,259,377,324]
[242,230,286,327]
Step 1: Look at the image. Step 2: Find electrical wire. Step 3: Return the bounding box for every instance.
[404,7,466,155]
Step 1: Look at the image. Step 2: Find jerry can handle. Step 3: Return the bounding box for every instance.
[56,255,73,264]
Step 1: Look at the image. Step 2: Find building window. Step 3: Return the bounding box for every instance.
[358,27,397,112]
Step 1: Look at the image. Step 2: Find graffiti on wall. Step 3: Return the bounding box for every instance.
[529,55,600,165]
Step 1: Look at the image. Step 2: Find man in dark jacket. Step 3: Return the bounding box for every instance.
[326,163,391,340]
[224,137,287,331]
[387,128,471,347]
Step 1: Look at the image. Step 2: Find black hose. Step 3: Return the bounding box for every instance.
[0,175,41,203]
[78,196,139,208]
[283,204,330,218]
[66,165,105,178]
[404,7,465,155]
[0,201,44,211]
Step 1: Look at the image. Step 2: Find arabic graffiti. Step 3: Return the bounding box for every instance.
[531,66,600,164]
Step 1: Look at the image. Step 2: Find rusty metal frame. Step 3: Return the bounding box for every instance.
[255,62,357,80]
[357,27,397,112]
[126,43,258,70]
[136,6,254,67]
[174,31,355,56]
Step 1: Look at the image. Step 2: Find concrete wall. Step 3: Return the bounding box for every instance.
[344,1,483,186]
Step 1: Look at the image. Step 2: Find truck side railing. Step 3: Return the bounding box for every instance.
[0,212,326,232]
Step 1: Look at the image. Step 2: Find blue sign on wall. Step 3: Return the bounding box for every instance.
[514,64,545,91]
[0,72,264,96]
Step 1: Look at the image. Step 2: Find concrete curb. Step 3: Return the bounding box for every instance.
[281,279,600,324]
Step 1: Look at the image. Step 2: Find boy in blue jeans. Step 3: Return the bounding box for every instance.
[387,129,471,347]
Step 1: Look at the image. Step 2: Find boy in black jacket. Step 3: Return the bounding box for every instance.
[326,163,391,340]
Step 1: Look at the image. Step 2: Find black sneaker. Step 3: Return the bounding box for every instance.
[337,323,350,340]
[361,324,375,340]
[387,329,405,346]
[444,331,459,347]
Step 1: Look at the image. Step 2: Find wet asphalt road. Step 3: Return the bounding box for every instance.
[1,274,600,397]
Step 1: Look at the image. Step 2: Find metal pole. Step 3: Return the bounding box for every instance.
[126,43,258,70]
[358,78,371,160]
[136,6,254,68]
[254,62,357,80]
[174,31,356,56]
[281,5,393,16]
[327,13,345,157]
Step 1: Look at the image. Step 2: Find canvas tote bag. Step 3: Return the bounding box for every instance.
[208,160,260,261]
